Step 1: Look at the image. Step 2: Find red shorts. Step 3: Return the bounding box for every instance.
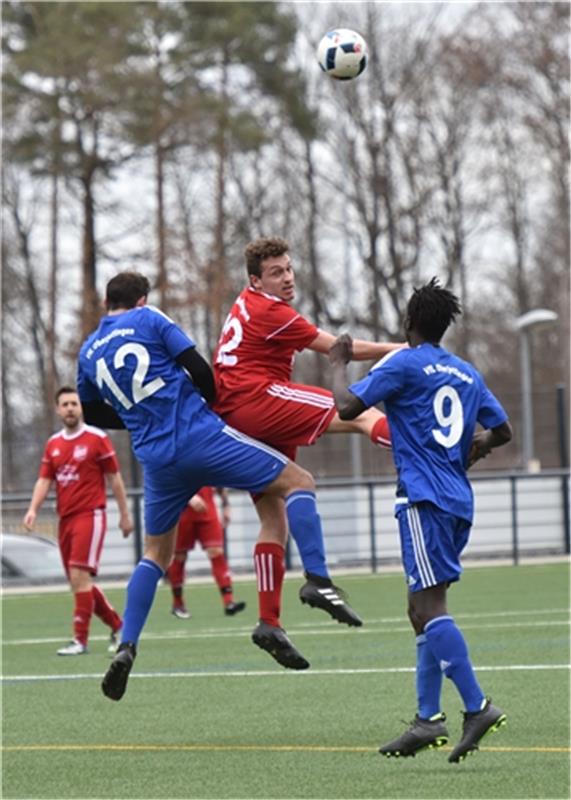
[220,381,337,461]
[175,504,224,552]
[58,509,107,576]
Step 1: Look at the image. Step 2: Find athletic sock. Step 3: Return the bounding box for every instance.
[210,553,233,603]
[424,615,485,713]
[92,585,122,632]
[254,542,285,627]
[166,559,185,606]
[285,490,329,579]
[120,558,165,646]
[370,415,391,449]
[73,590,94,646]
[416,632,443,719]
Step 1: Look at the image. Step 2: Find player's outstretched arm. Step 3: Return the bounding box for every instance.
[175,347,216,404]
[308,330,404,361]
[467,422,513,468]
[329,334,368,421]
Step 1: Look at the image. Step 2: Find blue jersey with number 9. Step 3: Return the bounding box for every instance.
[349,344,508,521]
[77,306,225,467]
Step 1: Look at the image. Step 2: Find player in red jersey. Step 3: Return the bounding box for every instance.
[213,236,403,636]
[166,487,246,619]
[24,386,133,655]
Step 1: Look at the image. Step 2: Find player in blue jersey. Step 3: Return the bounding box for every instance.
[329,278,512,764]
[77,271,346,700]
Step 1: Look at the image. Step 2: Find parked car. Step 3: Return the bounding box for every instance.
[2,533,64,584]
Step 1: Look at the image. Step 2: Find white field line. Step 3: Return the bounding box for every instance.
[3,615,570,647]
[2,663,570,684]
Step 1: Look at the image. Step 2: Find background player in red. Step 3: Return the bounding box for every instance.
[23,386,133,655]
[166,487,246,619]
[213,236,403,634]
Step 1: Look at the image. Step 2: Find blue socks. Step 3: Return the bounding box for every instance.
[416,633,443,719]
[121,558,165,645]
[424,615,485,713]
[285,490,329,579]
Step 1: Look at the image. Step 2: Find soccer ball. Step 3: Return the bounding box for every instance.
[317,29,368,80]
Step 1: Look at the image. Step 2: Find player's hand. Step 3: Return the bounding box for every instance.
[467,431,494,468]
[23,510,36,531]
[120,513,134,538]
[329,333,353,365]
[189,495,208,514]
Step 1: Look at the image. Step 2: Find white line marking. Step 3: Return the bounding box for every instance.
[3,618,569,647]
[2,664,569,684]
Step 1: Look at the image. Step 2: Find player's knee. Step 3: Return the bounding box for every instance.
[288,463,315,492]
[206,547,223,559]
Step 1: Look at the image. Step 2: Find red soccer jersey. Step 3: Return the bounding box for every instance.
[38,425,119,518]
[213,287,318,416]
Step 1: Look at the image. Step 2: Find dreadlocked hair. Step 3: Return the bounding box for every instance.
[407,277,462,343]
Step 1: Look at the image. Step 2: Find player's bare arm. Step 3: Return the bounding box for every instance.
[329,334,368,421]
[23,477,52,530]
[106,472,134,538]
[308,329,404,361]
[468,423,513,468]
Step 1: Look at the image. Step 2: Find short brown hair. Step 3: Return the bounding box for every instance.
[244,237,289,278]
[106,271,151,310]
[55,386,78,404]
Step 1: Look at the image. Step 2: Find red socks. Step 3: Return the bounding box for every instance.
[370,415,392,449]
[210,553,234,605]
[73,590,94,646]
[254,542,285,627]
[92,585,122,632]
[167,559,186,608]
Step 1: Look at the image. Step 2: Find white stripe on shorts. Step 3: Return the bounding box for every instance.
[87,509,104,571]
[222,425,288,463]
[407,505,436,589]
[266,383,334,409]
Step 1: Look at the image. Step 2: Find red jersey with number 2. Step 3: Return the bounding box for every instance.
[213,287,318,417]
[38,425,119,518]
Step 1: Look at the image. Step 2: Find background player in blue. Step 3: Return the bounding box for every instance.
[78,271,343,700]
[329,278,513,764]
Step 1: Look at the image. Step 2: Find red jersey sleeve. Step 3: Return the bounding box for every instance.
[97,434,120,474]
[261,299,318,351]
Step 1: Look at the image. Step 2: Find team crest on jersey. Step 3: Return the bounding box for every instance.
[73,445,88,461]
[52,448,60,457]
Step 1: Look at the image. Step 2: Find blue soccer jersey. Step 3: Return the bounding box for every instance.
[77,306,225,467]
[349,344,508,522]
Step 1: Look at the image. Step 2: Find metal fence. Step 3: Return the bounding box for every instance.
[2,469,569,584]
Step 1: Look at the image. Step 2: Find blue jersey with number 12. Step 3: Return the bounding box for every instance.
[349,344,508,522]
[77,306,225,468]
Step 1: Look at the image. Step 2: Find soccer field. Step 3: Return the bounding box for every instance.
[2,562,570,800]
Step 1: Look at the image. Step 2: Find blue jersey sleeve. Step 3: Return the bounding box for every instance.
[349,349,407,408]
[477,381,509,429]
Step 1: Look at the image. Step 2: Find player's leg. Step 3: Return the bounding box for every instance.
[91,585,123,652]
[102,527,177,701]
[261,461,362,627]
[167,551,190,619]
[58,510,107,655]
[204,545,246,616]
[167,517,192,618]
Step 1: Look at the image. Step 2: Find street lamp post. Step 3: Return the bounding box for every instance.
[514,309,558,472]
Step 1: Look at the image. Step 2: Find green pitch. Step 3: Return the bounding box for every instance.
[2,562,570,799]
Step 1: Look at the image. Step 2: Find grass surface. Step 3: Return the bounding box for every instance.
[2,562,570,799]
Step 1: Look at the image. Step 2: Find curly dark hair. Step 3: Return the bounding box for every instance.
[406,277,462,342]
[244,237,289,278]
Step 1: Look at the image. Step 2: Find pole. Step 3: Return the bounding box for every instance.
[519,329,533,471]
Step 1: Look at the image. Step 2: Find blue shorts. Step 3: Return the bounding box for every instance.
[395,500,471,592]
[144,424,288,534]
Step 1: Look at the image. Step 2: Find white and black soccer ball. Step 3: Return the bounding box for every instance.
[317,28,368,81]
